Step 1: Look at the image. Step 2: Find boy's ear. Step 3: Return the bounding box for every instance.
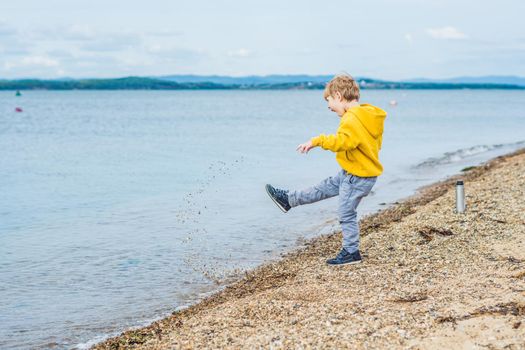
[334,91,343,101]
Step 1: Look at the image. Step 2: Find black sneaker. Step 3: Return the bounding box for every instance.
[326,248,362,265]
[265,184,291,213]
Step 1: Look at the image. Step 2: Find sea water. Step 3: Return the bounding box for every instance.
[0,90,523,349]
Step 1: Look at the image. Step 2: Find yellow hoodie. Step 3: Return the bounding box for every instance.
[311,104,387,177]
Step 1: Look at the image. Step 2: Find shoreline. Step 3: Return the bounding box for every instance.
[93,148,525,349]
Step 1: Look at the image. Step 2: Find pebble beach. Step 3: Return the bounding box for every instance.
[94,149,525,350]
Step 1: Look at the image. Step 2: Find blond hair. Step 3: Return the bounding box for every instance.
[323,74,360,101]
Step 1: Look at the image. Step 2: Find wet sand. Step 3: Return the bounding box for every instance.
[93,149,525,349]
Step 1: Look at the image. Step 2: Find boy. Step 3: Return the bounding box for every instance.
[265,74,387,265]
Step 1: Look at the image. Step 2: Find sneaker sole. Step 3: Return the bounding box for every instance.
[327,260,362,266]
[265,184,289,213]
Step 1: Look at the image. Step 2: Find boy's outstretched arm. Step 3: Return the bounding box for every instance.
[310,130,359,152]
[296,130,359,154]
[297,118,361,154]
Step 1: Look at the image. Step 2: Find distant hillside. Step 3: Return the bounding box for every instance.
[406,75,525,86]
[0,77,231,90]
[1,76,524,90]
[157,74,525,87]
[156,74,334,85]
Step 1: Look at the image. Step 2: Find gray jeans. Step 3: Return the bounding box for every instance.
[288,170,377,253]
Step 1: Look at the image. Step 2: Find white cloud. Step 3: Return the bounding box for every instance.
[227,48,251,58]
[426,26,468,40]
[22,56,59,67]
[80,34,142,52]
[405,33,413,43]
[4,55,59,70]
[117,56,152,68]
[3,55,63,78]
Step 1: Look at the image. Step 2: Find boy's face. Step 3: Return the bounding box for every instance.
[325,92,346,117]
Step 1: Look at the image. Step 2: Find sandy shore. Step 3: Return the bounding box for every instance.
[94,149,525,350]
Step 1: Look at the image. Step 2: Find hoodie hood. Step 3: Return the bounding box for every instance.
[349,103,387,138]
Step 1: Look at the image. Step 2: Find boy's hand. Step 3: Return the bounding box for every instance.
[296,140,316,154]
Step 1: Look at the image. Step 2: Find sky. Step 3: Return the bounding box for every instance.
[1,0,524,80]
